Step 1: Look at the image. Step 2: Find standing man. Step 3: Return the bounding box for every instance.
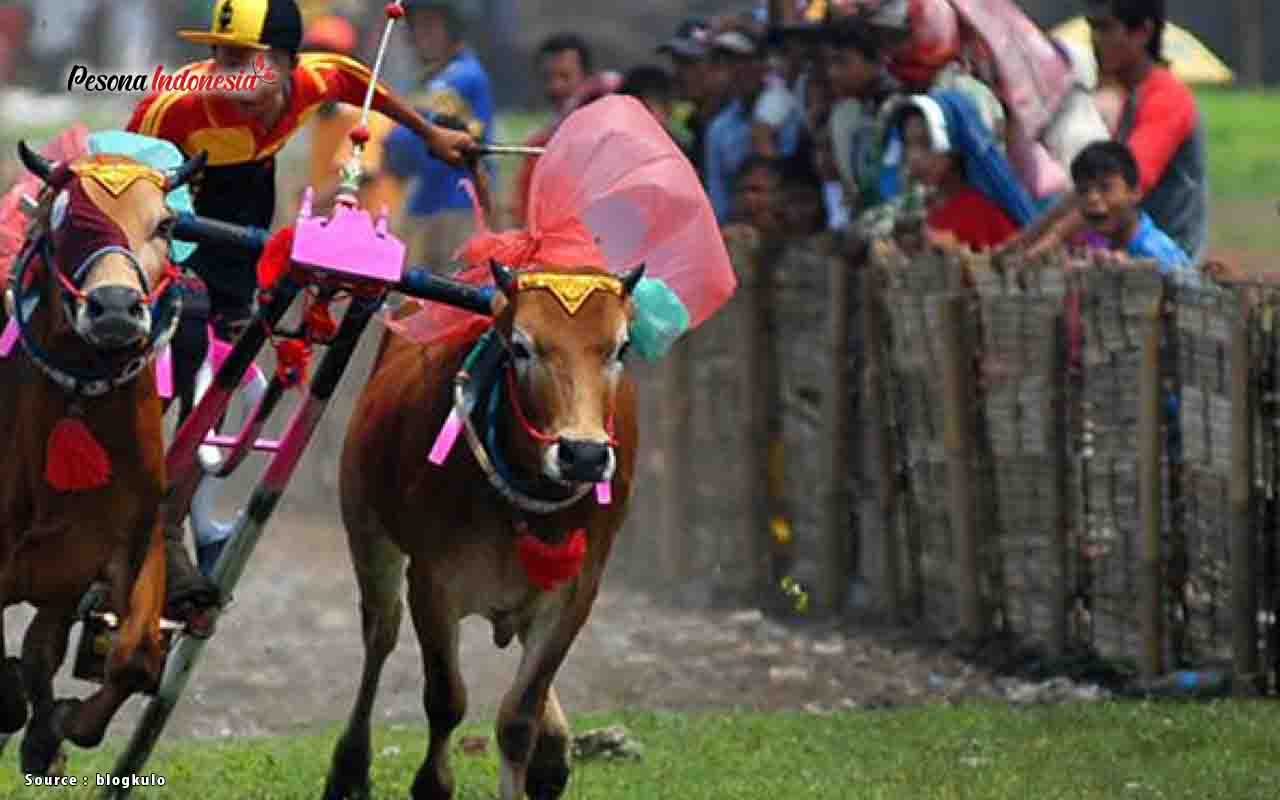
[380,0,494,271]
[657,17,720,178]
[1008,0,1208,264]
[126,0,476,622]
[537,32,592,115]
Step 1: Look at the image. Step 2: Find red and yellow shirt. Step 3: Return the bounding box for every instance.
[125,53,403,310]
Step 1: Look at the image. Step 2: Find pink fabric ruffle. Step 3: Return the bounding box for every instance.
[386,95,737,348]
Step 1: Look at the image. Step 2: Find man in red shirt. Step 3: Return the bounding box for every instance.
[126,0,475,623]
[1008,0,1208,263]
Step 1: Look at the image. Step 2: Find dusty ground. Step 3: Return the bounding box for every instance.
[2,512,1102,746]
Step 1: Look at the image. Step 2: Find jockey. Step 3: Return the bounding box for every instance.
[125,0,476,624]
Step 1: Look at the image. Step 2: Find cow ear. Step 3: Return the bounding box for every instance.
[490,260,516,296]
[620,263,646,296]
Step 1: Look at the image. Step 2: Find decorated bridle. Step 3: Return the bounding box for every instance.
[3,142,205,397]
[429,261,643,516]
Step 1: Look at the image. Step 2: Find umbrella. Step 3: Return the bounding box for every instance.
[1050,16,1234,86]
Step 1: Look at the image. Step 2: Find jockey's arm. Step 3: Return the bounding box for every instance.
[309,53,475,167]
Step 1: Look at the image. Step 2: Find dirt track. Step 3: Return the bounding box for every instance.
[2,511,1109,749]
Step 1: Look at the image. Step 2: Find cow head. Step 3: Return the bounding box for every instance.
[490,260,644,485]
[17,141,204,350]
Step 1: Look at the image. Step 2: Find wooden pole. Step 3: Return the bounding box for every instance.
[864,271,902,620]
[1137,305,1165,680]
[1230,302,1259,694]
[1045,311,1072,658]
[656,341,690,584]
[817,247,852,615]
[1237,0,1266,88]
[942,293,984,639]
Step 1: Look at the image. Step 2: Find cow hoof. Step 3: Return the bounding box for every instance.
[0,658,28,734]
[526,762,570,800]
[19,722,65,777]
[320,771,370,800]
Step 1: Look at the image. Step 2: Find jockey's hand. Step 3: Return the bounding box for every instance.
[427,125,477,167]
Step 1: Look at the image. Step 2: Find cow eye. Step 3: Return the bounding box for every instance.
[615,341,631,363]
[511,340,533,361]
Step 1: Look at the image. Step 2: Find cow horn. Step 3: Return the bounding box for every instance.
[164,150,208,190]
[17,140,55,182]
[620,263,646,296]
[490,259,516,295]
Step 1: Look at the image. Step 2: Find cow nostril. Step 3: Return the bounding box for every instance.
[87,298,105,318]
[557,439,576,466]
[129,301,146,319]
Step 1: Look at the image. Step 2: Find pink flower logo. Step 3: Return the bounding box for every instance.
[252,53,279,85]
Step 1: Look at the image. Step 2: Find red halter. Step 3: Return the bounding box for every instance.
[504,362,618,447]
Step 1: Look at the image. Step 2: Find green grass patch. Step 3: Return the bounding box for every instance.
[1196,88,1280,202]
[2,701,1279,798]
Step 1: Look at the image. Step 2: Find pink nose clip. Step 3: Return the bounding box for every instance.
[595,481,611,505]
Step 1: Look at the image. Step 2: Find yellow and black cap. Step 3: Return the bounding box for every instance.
[179,0,304,53]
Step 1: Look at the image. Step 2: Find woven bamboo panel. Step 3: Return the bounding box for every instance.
[773,236,840,595]
[1073,266,1164,659]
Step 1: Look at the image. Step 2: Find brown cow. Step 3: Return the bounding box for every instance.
[0,143,204,775]
[324,261,643,800]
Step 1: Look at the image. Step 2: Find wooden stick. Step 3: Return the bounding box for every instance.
[1137,303,1165,680]
[942,292,984,639]
[472,143,546,157]
[864,270,902,621]
[817,246,852,615]
[1045,310,1072,658]
[1230,299,1259,694]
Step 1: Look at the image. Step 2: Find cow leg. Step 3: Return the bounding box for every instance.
[18,604,74,776]
[526,686,572,800]
[497,576,602,800]
[322,530,405,800]
[1,600,30,734]
[57,519,167,749]
[407,564,466,800]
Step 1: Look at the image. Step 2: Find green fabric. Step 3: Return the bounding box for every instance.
[629,276,689,362]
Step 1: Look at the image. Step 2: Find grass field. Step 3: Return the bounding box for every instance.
[3,701,1279,799]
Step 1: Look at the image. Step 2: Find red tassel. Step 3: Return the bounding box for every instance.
[516,528,588,592]
[45,416,111,491]
[274,338,312,387]
[304,299,338,342]
[256,225,295,292]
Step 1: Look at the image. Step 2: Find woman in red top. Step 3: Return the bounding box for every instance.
[897,101,1018,252]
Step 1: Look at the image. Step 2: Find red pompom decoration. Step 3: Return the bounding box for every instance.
[349,125,371,146]
[273,338,312,387]
[256,225,296,292]
[385,3,405,19]
[45,416,111,491]
[516,528,588,592]
[304,300,338,342]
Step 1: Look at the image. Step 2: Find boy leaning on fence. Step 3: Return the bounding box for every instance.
[1071,140,1202,468]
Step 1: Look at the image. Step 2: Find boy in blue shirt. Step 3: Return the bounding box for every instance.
[382,0,494,273]
[1071,140,1200,469]
[1071,140,1200,289]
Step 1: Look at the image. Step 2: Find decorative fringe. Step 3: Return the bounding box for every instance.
[516,527,587,592]
[45,416,111,491]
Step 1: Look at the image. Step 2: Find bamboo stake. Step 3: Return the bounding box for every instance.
[1138,304,1165,680]
[942,292,984,639]
[1045,311,1072,658]
[864,271,902,620]
[1230,301,1259,694]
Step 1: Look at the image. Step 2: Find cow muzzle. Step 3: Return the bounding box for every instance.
[543,437,616,484]
[78,283,150,348]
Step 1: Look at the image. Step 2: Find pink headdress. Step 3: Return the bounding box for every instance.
[385,94,737,348]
